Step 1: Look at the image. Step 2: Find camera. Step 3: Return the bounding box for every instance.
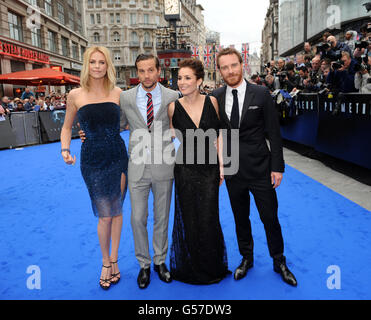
[264,62,271,69]
[332,60,344,70]
[354,55,371,73]
[355,40,370,50]
[264,62,278,75]
[278,71,288,81]
[317,42,330,52]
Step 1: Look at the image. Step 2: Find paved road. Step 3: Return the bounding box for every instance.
[283,147,371,212]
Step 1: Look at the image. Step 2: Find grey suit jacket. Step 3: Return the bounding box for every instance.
[120,83,179,182]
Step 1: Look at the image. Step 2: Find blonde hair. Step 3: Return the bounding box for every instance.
[80,46,116,94]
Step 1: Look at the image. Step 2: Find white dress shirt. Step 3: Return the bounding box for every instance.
[225,79,247,122]
[136,83,162,124]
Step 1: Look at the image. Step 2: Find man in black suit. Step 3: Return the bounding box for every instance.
[212,48,297,287]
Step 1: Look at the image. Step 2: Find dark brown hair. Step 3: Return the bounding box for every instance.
[216,48,243,69]
[179,58,205,80]
[135,54,160,70]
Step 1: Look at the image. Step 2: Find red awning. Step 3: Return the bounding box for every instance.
[0,68,80,86]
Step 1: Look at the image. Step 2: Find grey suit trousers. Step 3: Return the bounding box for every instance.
[129,165,173,269]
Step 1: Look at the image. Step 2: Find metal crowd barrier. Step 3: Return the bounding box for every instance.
[277,93,371,170]
[0,110,80,150]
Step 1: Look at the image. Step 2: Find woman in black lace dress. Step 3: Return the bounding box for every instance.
[168,59,230,284]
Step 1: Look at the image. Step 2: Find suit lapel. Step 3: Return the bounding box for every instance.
[131,85,147,127]
[240,80,255,124]
[219,86,231,128]
[154,83,166,121]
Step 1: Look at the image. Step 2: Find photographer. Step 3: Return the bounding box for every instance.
[264,60,279,76]
[355,55,371,94]
[264,74,280,92]
[279,61,300,93]
[297,66,312,92]
[354,23,371,58]
[277,58,286,73]
[345,30,358,52]
[325,36,353,60]
[326,51,358,93]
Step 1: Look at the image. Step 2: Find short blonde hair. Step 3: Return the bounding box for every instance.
[80,46,116,94]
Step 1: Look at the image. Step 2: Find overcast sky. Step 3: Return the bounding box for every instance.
[197,0,270,56]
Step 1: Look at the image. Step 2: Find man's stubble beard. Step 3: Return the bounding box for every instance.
[223,71,243,88]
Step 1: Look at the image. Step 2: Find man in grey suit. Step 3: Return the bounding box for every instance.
[120,54,178,289]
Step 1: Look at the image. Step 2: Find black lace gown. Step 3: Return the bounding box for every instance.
[77,102,128,218]
[170,95,230,285]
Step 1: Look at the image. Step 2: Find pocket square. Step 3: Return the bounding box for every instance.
[248,106,260,110]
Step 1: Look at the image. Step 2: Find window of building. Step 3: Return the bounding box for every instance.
[96,0,102,7]
[93,32,100,42]
[31,28,42,48]
[45,0,52,16]
[130,68,137,78]
[116,13,120,23]
[69,12,75,29]
[76,17,82,34]
[26,0,37,7]
[144,32,151,46]
[8,12,23,42]
[114,51,121,61]
[143,14,149,24]
[88,0,93,7]
[131,49,138,63]
[130,13,136,25]
[90,14,95,24]
[57,3,65,24]
[129,0,136,5]
[81,46,86,61]
[113,31,120,42]
[47,30,57,53]
[131,31,138,43]
[143,0,149,6]
[96,13,101,24]
[61,37,69,57]
[72,42,78,60]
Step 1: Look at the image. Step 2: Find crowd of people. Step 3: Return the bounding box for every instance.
[0,87,67,117]
[255,23,371,95]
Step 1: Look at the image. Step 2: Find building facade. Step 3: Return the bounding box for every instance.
[278,0,370,57]
[0,0,88,97]
[85,0,207,88]
[204,30,220,89]
[85,0,165,88]
[261,0,279,67]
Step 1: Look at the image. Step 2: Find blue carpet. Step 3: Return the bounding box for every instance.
[0,131,370,300]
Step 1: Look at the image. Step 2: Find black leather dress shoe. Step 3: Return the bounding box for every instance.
[137,267,150,289]
[274,261,297,287]
[234,258,254,280]
[154,263,172,283]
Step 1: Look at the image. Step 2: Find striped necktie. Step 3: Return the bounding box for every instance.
[146,93,154,129]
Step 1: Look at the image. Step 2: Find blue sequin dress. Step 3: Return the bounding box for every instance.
[77,102,128,218]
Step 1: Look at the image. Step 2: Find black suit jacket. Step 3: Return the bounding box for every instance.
[212,80,285,180]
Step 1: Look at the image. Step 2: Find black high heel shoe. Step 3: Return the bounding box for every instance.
[100,265,112,290]
[110,260,121,285]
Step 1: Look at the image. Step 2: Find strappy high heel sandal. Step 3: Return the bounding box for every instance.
[100,265,112,290]
[110,260,121,285]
